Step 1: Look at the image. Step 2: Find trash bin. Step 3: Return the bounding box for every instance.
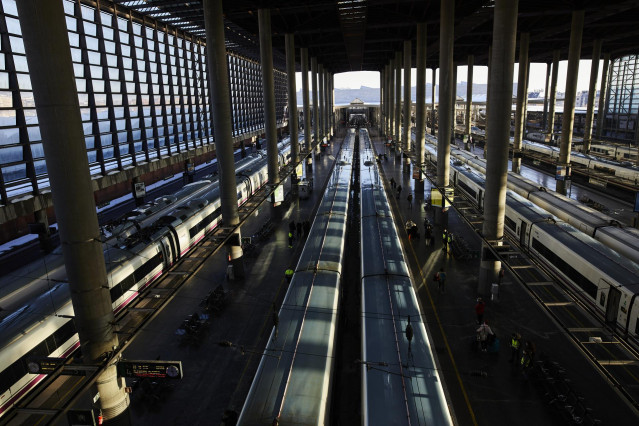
[226,264,235,281]
[491,283,499,302]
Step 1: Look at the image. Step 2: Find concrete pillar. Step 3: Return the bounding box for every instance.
[330,73,335,136]
[389,61,395,141]
[431,68,436,135]
[205,0,245,277]
[485,44,492,158]
[34,208,52,252]
[301,48,312,166]
[547,50,560,137]
[513,32,530,173]
[395,51,402,144]
[582,40,602,153]
[415,23,427,192]
[318,64,325,144]
[557,10,584,196]
[465,55,474,149]
[285,34,299,167]
[437,0,454,188]
[380,68,385,134]
[403,40,412,171]
[311,57,319,149]
[479,0,518,295]
[451,63,457,142]
[258,9,280,189]
[542,61,551,132]
[596,53,610,139]
[16,0,128,421]
[324,70,330,140]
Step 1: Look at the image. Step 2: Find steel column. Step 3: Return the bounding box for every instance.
[583,40,602,153]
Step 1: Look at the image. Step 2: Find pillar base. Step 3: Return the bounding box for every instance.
[403,158,411,174]
[227,233,245,280]
[414,179,425,199]
[478,248,501,297]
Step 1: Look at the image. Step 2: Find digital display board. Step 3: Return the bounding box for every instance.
[117,360,183,380]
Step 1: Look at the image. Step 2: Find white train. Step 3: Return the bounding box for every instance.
[583,143,638,164]
[517,139,639,184]
[0,140,296,419]
[0,138,299,318]
[238,130,354,425]
[360,128,452,425]
[440,157,639,340]
[423,134,639,265]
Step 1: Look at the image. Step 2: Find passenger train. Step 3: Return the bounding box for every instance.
[238,130,354,425]
[360,128,452,425]
[0,138,298,419]
[422,133,639,265]
[0,138,298,318]
[517,138,639,183]
[424,148,639,340]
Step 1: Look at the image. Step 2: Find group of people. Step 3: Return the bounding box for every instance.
[288,220,311,248]
[474,297,537,375]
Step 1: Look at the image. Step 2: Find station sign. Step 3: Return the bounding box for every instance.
[117,360,183,380]
[26,357,65,374]
[133,182,146,198]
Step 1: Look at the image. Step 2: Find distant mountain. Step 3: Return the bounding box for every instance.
[297,82,499,106]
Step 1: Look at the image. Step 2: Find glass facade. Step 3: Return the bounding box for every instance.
[603,55,638,141]
[0,0,287,204]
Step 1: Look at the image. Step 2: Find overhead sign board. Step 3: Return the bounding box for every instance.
[117,360,183,380]
[26,357,65,374]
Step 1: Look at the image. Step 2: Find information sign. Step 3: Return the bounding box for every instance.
[26,357,65,374]
[133,182,146,198]
[117,360,183,380]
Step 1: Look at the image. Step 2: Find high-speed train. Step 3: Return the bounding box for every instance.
[0,138,298,419]
[360,128,452,425]
[517,138,639,183]
[431,153,639,339]
[422,134,639,265]
[582,143,638,164]
[238,130,354,425]
[0,138,299,318]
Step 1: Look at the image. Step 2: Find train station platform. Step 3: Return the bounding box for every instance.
[370,127,638,425]
[111,133,349,424]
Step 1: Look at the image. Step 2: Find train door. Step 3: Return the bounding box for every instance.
[603,281,621,326]
[519,222,527,247]
[478,189,483,208]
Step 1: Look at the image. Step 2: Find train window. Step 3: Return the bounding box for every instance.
[53,321,76,350]
[457,180,476,199]
[110,282,124,302]
[599,292,606,307]
[189,224,200,239]
[505,216,517,232]
[635,320,639,337]
[532,238,598,299]
[132,253,162,283]
[30,341,48,358]
[0,359,24,395]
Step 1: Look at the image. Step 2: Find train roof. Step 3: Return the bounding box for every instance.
[528,191,611,229]
[506,191,559,223]
[534,220,639,287]
[0,283,72,349]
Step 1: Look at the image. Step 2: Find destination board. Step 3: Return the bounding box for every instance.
[117,360,183,379]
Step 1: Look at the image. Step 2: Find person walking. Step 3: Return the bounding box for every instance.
[289,220,296,239]
[435,268,447,293]
[425,223,433,247]
[442,228,449,252]
[390,177,396,189]
[407,193,413,209]
[396,185,402,200]
[285,268,294,283]
[476,321,494,352]
[288,231,294,248]
[475,297,485,324]
[296,222,302,239]
[509,332,522,363]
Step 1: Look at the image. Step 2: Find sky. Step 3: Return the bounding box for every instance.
[296,59,603,94]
